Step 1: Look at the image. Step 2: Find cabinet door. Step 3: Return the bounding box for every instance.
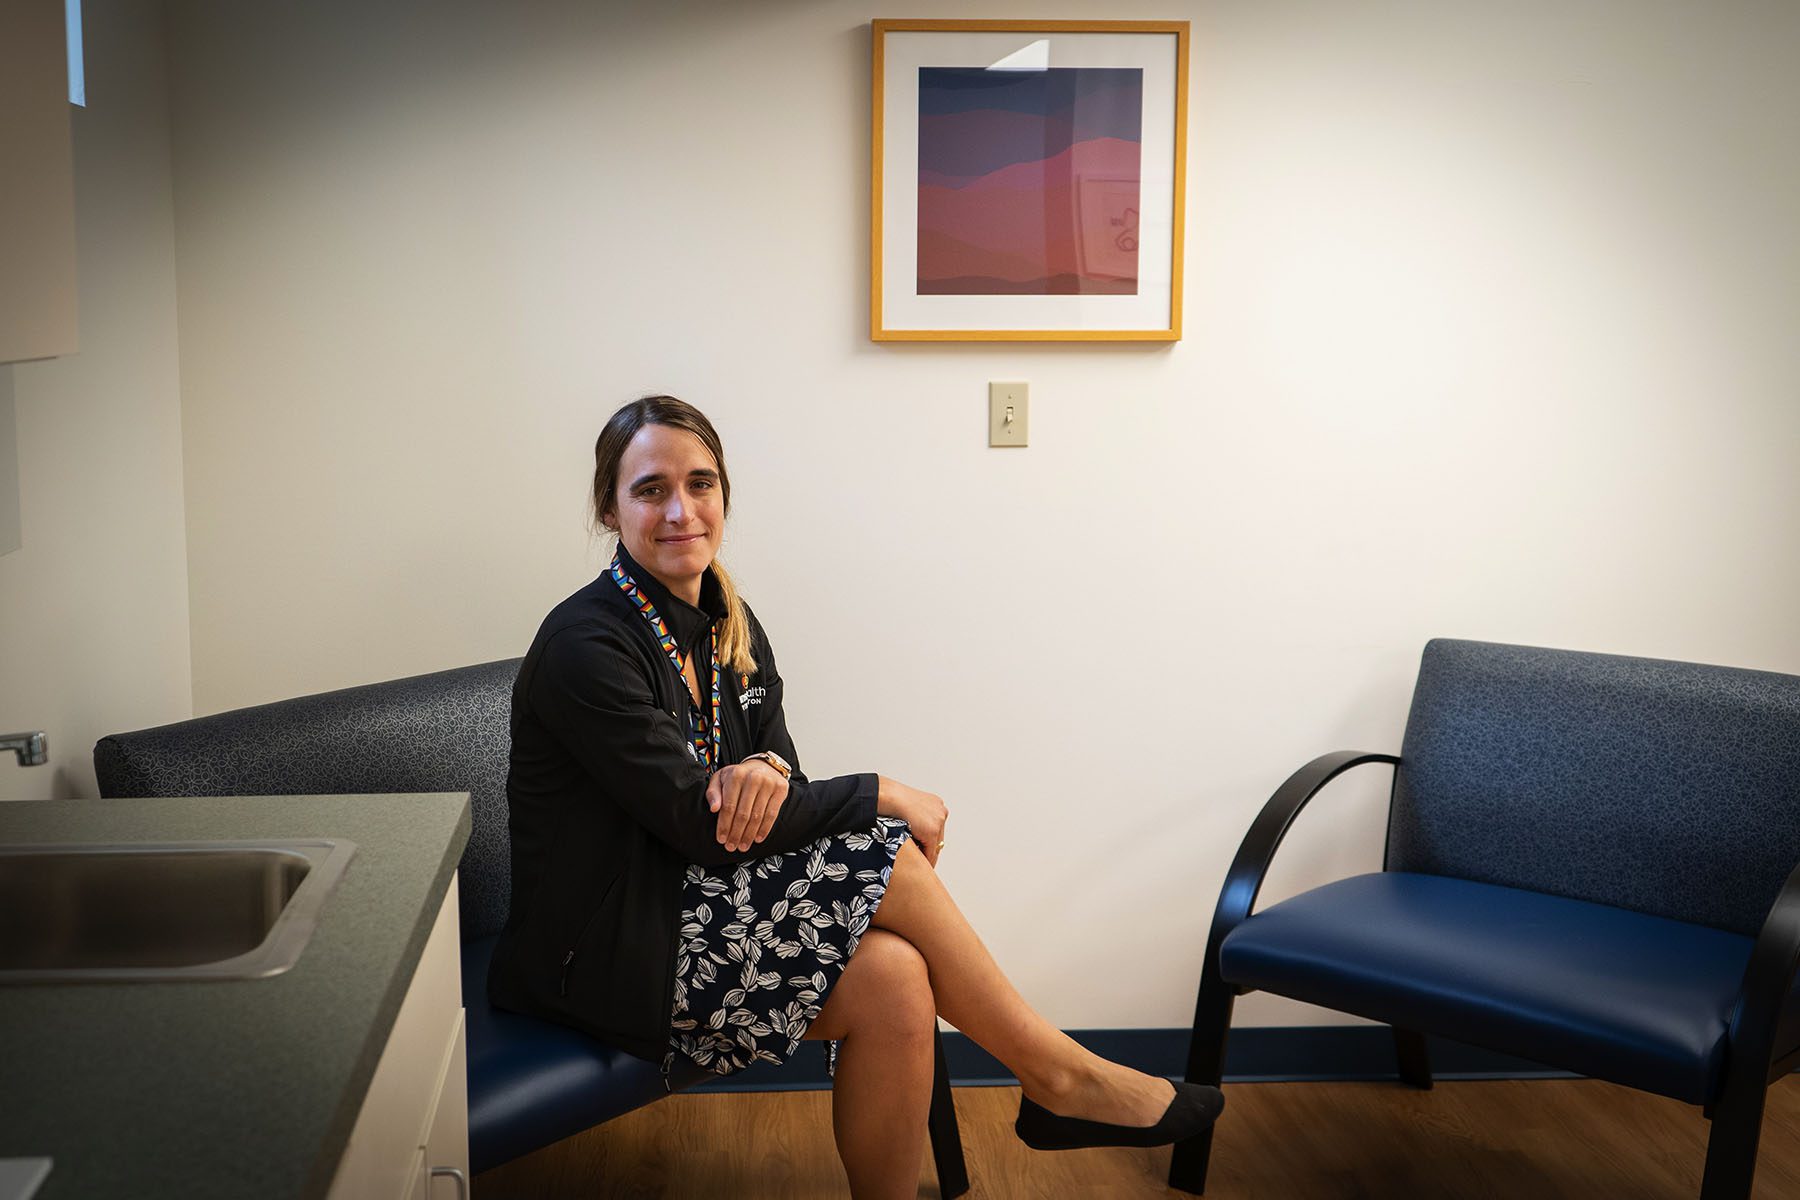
[327,876,464,1199]
[401,1149,428,1200]
[422,1013,469,1197]
[0,0,79,363]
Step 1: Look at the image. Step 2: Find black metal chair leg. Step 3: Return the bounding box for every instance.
[1169,972,1236,1194]
[1697,855,1800,1199]
[927,1029,970,1199]
[1392,1026,1433,1090]
[1699,1082,1767,1200]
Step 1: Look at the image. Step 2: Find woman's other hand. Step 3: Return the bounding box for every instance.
[707,760,789,853]
[876,776,948,867]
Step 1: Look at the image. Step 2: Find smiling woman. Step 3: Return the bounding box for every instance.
[597,422,723,604]
[488,395,1223,1198]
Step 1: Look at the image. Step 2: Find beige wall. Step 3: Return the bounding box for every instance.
[163,0,1800,1028]
[0,0,193,801]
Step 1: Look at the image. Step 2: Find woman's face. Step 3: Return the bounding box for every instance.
[606,423,725,604]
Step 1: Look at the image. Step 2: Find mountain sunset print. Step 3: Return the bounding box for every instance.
[916,66,1143,296]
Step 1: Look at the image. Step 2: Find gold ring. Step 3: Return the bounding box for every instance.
[936,840,947,851]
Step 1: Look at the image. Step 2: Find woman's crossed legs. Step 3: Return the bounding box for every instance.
[804,837,1176,1199]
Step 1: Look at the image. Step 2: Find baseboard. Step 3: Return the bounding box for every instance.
[687,1025,1578,1093]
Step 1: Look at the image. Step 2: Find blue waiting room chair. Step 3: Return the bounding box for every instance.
[1170,638,1800,1198]
[95,660,969,1194]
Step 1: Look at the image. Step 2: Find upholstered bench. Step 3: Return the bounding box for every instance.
[95,660,968,1192]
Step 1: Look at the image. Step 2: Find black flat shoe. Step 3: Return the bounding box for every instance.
[1015,1081,1225,1151]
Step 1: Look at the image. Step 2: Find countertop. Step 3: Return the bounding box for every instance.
[0,793,471,1200]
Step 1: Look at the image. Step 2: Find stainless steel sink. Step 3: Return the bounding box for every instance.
[0,839,355,984]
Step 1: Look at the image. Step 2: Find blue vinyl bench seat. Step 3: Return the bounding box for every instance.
[461,935,710,1171]
[1219,871,1777,1104]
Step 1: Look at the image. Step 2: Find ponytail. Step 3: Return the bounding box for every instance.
[709,559,757,678]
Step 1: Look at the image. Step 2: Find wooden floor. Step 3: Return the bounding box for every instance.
[473,1077,1800,1198]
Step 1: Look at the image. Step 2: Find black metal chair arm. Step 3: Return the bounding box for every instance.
[1727,857,1800,1085]
[1179,751,1400,1094]
[1208,750,1401,946]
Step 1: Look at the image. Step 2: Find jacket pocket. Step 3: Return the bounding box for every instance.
[559,868,623,999]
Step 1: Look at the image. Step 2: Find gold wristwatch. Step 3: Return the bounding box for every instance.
[745,750,792,780]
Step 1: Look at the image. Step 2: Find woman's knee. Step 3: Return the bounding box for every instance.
[844,930,936,1037]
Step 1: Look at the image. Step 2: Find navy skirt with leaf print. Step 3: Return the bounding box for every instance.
[665,815,912,1078]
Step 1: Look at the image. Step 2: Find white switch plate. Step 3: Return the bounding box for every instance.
[989,382,1028,447]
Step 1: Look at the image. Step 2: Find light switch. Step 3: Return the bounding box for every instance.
[988,382,1028,447]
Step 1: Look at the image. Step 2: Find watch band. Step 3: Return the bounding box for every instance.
[746,750,792,780]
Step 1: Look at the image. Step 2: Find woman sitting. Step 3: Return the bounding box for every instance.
[489,395,1223,1197]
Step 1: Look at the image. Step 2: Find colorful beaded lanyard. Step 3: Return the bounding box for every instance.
[610,552,721,771]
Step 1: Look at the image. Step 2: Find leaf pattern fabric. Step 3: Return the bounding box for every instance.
[665,815,911,1077]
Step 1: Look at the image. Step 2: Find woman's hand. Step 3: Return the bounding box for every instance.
[876,776,949,867]
[707,760,789,853]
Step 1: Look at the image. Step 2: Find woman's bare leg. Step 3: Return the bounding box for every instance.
[804,928,936,1199]
[872,838,1175,1126]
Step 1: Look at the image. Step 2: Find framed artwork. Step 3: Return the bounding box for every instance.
[871,19,1189,342]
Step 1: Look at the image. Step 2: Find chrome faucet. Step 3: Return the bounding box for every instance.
[2,732,47,766]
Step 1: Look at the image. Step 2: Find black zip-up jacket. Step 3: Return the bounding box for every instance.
[487,544,878,1062]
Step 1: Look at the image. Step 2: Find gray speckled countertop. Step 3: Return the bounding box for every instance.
[0,793,470,1200]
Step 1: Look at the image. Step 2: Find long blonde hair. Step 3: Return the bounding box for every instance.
[592,395,756,677]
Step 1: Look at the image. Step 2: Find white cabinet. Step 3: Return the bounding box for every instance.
[328,875,470,1199]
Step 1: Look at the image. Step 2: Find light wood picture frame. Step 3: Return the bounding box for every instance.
[871,19,1189,342]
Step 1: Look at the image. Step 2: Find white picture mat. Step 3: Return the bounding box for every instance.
[0,1159,52,1200]
[880,30,1179,332]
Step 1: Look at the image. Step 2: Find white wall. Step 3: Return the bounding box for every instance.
[163,0,1800,1028]
[0,0,192,802]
